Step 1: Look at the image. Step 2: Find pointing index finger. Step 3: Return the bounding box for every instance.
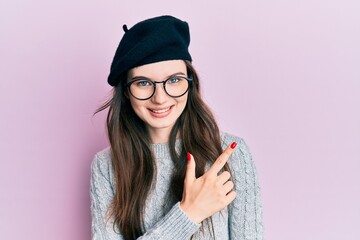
[208,141,237,175]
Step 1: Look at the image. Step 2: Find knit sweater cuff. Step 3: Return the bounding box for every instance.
[142,202,200,239]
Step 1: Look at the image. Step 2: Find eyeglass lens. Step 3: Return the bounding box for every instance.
[129,77,189,100]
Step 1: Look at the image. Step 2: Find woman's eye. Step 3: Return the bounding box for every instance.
[136,80,151,87]
[168,77,180,84]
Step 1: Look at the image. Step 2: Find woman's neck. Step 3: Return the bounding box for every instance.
[148,126,178,144]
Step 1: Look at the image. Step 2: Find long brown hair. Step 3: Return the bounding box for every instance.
[94,60,230,239]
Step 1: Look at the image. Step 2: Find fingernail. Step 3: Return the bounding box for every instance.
[187,152,191,161]
[230,142,237,149]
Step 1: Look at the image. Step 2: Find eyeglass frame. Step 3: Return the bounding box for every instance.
[125,76,193,100]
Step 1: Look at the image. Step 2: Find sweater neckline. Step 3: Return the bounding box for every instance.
[151,139,182,158]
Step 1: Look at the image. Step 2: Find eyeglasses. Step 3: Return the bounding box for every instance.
[126,76,193,100]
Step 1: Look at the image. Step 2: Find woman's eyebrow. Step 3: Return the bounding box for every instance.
[167,72,186,77]
[131,72,186,80]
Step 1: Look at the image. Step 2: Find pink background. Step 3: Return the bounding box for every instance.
[1,0,359,239]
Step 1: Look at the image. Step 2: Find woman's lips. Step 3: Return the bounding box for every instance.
[148,106,173,118]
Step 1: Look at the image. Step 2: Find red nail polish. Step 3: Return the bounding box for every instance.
[230,142,237,149]
[187,152,191,161]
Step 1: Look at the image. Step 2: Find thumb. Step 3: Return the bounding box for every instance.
[185,152,196,184]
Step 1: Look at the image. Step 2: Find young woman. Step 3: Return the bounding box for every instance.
[91,15,263,240]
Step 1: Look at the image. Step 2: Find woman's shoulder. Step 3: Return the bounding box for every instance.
[220,132,250,152]
[220,132,243,145]
[91,146,114,184]
[220,131,253,168]
[94,146,112,161]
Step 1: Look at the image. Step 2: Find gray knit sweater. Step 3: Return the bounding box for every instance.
[90,132,264,239]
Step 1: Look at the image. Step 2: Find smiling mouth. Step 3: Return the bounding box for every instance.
[149,106,172,113]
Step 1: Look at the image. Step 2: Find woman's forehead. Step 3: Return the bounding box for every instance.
[128,60,187,79]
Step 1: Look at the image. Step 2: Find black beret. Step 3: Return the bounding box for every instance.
[107,15,192,86]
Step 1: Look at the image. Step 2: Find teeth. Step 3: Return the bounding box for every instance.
[151,107,171,113]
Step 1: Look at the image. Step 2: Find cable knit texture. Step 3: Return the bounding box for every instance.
[90,132,264,239]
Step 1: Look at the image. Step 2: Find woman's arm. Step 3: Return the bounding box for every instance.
[90,152,200,240]
[224,134,264,240]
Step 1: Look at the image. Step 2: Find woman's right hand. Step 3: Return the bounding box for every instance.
[180,142,238,224]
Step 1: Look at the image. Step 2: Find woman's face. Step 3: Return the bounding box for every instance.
[127,60,188,139]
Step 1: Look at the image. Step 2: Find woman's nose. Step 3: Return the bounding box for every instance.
[151,84,168,104]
